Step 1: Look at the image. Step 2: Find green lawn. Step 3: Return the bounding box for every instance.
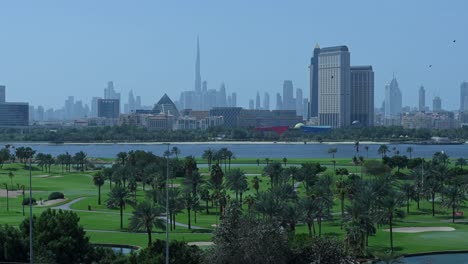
[1,159,468,254]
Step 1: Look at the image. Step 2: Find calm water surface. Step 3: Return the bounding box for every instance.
[3,142,467,159]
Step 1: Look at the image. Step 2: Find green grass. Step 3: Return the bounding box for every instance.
[1,158,468,254]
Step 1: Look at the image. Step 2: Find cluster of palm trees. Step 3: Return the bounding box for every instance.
[202,148,235,171]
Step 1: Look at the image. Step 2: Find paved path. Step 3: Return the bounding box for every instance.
[53,197,206,230]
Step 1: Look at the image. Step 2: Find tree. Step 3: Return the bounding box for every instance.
[21,209,93,264]
[226,150,235,171]
[2,183,9,211]
[0,148,10,168]
[93,171,105,205]
[378,144,390,158]
[406,147,414,159]
[442,185,467,223]
[7,172,14,187]
[226,169,248,202]
[171,146,181,159]
[135,239,202,264]
[181,191,199,230]
[375,190,405,253]
[364,146,369,158]
[200,188,211,214]
[256,159,260,166]
[129,200,165,245]
[327,148,337,159]
[0,224,28,263]
[265,157,270,165]
[336,179,350,229]
[106,185,131,229]
[202,149,214,171]
[252,176,261,194]
[263,161,283,187]
[400,183,414,214]
[73,151,87,171]
[282,157,288,167]
[116,152,128,165]
[455,158,467,169]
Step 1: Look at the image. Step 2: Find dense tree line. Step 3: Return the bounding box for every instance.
[3,125,468,142]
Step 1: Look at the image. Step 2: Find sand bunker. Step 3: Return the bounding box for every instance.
[0,190,23,198]
[36,198,67,207]
[384,227,455,233]
[188,242,214,246]
[33,175,50,178]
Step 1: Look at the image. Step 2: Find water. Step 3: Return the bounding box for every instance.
[110,246,133,254]
[389,252,468,264]
[2,142,466,159]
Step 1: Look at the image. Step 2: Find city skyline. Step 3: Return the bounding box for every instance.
[1,1,467,111]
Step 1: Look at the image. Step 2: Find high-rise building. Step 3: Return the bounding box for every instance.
[276,93,282,110]
[194,37,201,93]
[296,88,303,116]
[0,85,5,103]
[65,96,74,119]
[91,97,101,117]
[282,80,294,110]
[249,99,254,110]
[98,99,120,118]
[263,92,270,110]
[104,81,120,100]
[231,93,237,107]
[309,44,321,118]
[433,96,442,112]
[419,86,426,112]
[302,98,309,119]
[0,103,29,126]
[217,83,227,107]
[317,46,351,128]
[384,78,402,118]
[135,96,141,109]
[128,90,135,113]
[350,66,374,126]
[255,92,261,110]
[460,82,468,111]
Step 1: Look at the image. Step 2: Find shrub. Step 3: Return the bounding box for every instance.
[22,197,37,205]
[48,192,65,200]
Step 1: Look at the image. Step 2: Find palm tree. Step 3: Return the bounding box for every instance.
[129,201,165,245]
[364,146,369,158]
[252,176,262,194]
[400,183,414,214]
[282,157,288,167]
[375,191,405,253]
[93,171,105,205]
[406,147,414,159]
[2,183,9,211]
[327,148,337,159]
[182,191,199,229]
[17,184,25,216]
[256,159,260,166]
[442,185,467,223]
[226,150,235,171]
[354,141,360,155]
[106,185,131,229]
[202,149,214,171]
[336,179,349,229]
[116,152,128,165]
[265,157,270,166]
[171,146,181,159]
[226,169,248,202]
[7,172,14,187]
[378,145,390,158]
[200,188,211,214]
[263,161,283,187]
[455,158,467,169]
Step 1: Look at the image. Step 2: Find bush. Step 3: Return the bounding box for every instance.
[48,192,65,200]
[22,197,36,206]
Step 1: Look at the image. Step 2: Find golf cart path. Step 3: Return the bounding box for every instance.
[53,197,205,230]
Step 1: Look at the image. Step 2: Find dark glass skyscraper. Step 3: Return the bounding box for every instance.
[308,44,320,119]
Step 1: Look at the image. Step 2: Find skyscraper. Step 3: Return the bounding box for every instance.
[276,93,282,110]
[419,86,425,112]
[218,83,227,107]
[128,90,135,113]
[350,66,374,126]
[91,97,101,118]
[282,80,294,110]
[317,46,351,128]
[195,36,201,93]
[433,96,442,112]
[0,85,5,103]
[255,92,261,110]
[135,96,142,109]
[296,88,303,116]
[384,78,402,118]
[231,92,237,107]
[104,81,120,100]
[460,82,468,111]
[309,44,321,119]
[249,99,254,110]
[263,92,270,110]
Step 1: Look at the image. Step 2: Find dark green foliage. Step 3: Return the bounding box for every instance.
[135,239,202,264]
[290,235,356,264]
[48,191,65,200]
[0,224,28,263]
[22,197,36,205]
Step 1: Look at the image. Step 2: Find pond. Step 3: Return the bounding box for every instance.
[377,252,468,264]
[94,244,139,255]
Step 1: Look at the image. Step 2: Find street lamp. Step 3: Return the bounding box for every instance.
[28,152,34,264]
[164,143,170,264]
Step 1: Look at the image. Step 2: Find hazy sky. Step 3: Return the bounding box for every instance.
[1,1,467,110]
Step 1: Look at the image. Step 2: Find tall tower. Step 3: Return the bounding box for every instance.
[195,36,202,93]
[276,93,283,110]
[384,77,402,118]
[317,46,351,128]
[296,88,303,116]
[433,96,442,112]
[350,66,374,126]
[309,44,321,119]
[419,86,425,111]
[460,82,468,111]
[255,91,261,110]
[263,92,270,110]
[282,80,294,110]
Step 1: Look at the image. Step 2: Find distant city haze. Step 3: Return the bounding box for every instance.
[0,1,467,110]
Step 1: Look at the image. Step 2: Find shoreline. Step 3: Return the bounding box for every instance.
[1,140,392,145]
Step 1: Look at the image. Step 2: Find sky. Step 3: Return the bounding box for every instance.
[0,0,467,110]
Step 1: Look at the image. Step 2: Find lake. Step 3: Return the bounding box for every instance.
[2,142,466,159]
